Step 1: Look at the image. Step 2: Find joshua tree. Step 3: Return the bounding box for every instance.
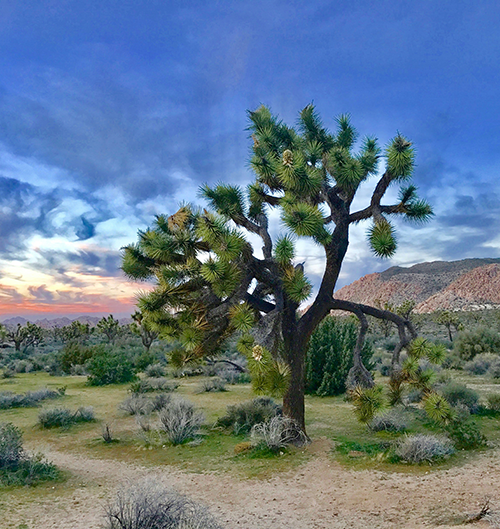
[122,105,432,432]
[96,315,121,345]
[130,311,159,352]
[435,310,463,341]
[6,322,45,353]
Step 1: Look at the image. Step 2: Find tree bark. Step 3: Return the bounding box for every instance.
[282,335,307,437]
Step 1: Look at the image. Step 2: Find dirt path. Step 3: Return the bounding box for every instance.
[3,440,500,529]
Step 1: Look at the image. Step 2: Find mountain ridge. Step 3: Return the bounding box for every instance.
[335,257,500,313]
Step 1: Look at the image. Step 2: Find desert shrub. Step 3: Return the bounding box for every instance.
[217,368,251,385]
[215,397,282,435]
[405,388,424,403]
[453,326,500,360]
[250,416,307,451]
[395,434,455,463]
[378,360,392,377]
[144,363,166,378]
[0,423,23,469]
[369,410,408,432]
[38,406,95,428]
[59,342,95,373]
[130,377,178,394]
[306,316,374,396]
[87,348,136,386]
[440,382,480,413]
[151,393,173,412]
[486,394,500,412]
[197,378,227,393]
[134,350,157,372]
[441,351,464,369]
[119,396,152,416]
[0,387,62,410]
[1,368,15,379]
[103,478,222,529]
[446,420,487,450]
[464,353,500,375]
[157,398,204,445]
[488,361,500,379]
[0,423,59,486]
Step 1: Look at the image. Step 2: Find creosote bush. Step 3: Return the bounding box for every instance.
[87,348,136,386]
[395,434,455,464]
[453,326,500,360]
[215,397,282,435]
[104,478,223,529]
[38,406,95,428]
[157,398,204,445]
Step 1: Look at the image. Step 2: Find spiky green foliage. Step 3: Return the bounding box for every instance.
[282,267,312,303]
[423,392,455,425]
[247,345,291,398]
[274,235,295,265]
[229,303,256,332]
[386,134,414,179]
[368,220,397,257]
[351,385,385,424]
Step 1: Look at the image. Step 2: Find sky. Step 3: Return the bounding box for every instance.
[0,0,499,319]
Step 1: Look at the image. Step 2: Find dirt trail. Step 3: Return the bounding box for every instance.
[3,440,500,529]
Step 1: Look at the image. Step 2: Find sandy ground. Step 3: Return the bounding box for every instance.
[3,439,500,529]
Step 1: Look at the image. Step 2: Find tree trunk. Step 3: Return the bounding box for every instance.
[282,338,306,434]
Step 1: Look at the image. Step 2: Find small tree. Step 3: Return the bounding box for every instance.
[6,322,44,352]
[123,105,432,432]
[435,310,462,342]
[96,315,121,345]
[130,311,158,352]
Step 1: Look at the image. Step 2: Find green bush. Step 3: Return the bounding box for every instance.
[440,382,480,413]
[215,397,282,435]
[59,342,95,373]
[453,326,500,360]
[305,316,374,396]
[0,423,59,486]
[446,420,487,450]
[87,348,136,386]
[487,394,500,412]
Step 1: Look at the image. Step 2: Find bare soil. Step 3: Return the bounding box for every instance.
[3,439,500,529]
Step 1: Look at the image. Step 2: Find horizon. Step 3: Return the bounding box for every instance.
[1,2,500,316]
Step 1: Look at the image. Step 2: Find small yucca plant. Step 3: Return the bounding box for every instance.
[351,385,385,424]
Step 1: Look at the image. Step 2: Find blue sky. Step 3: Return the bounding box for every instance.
[0,0,499,317]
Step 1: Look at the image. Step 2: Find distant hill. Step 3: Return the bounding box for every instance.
[335,258,500,313]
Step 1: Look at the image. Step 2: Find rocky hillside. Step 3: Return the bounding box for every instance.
[335,258,500,313]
